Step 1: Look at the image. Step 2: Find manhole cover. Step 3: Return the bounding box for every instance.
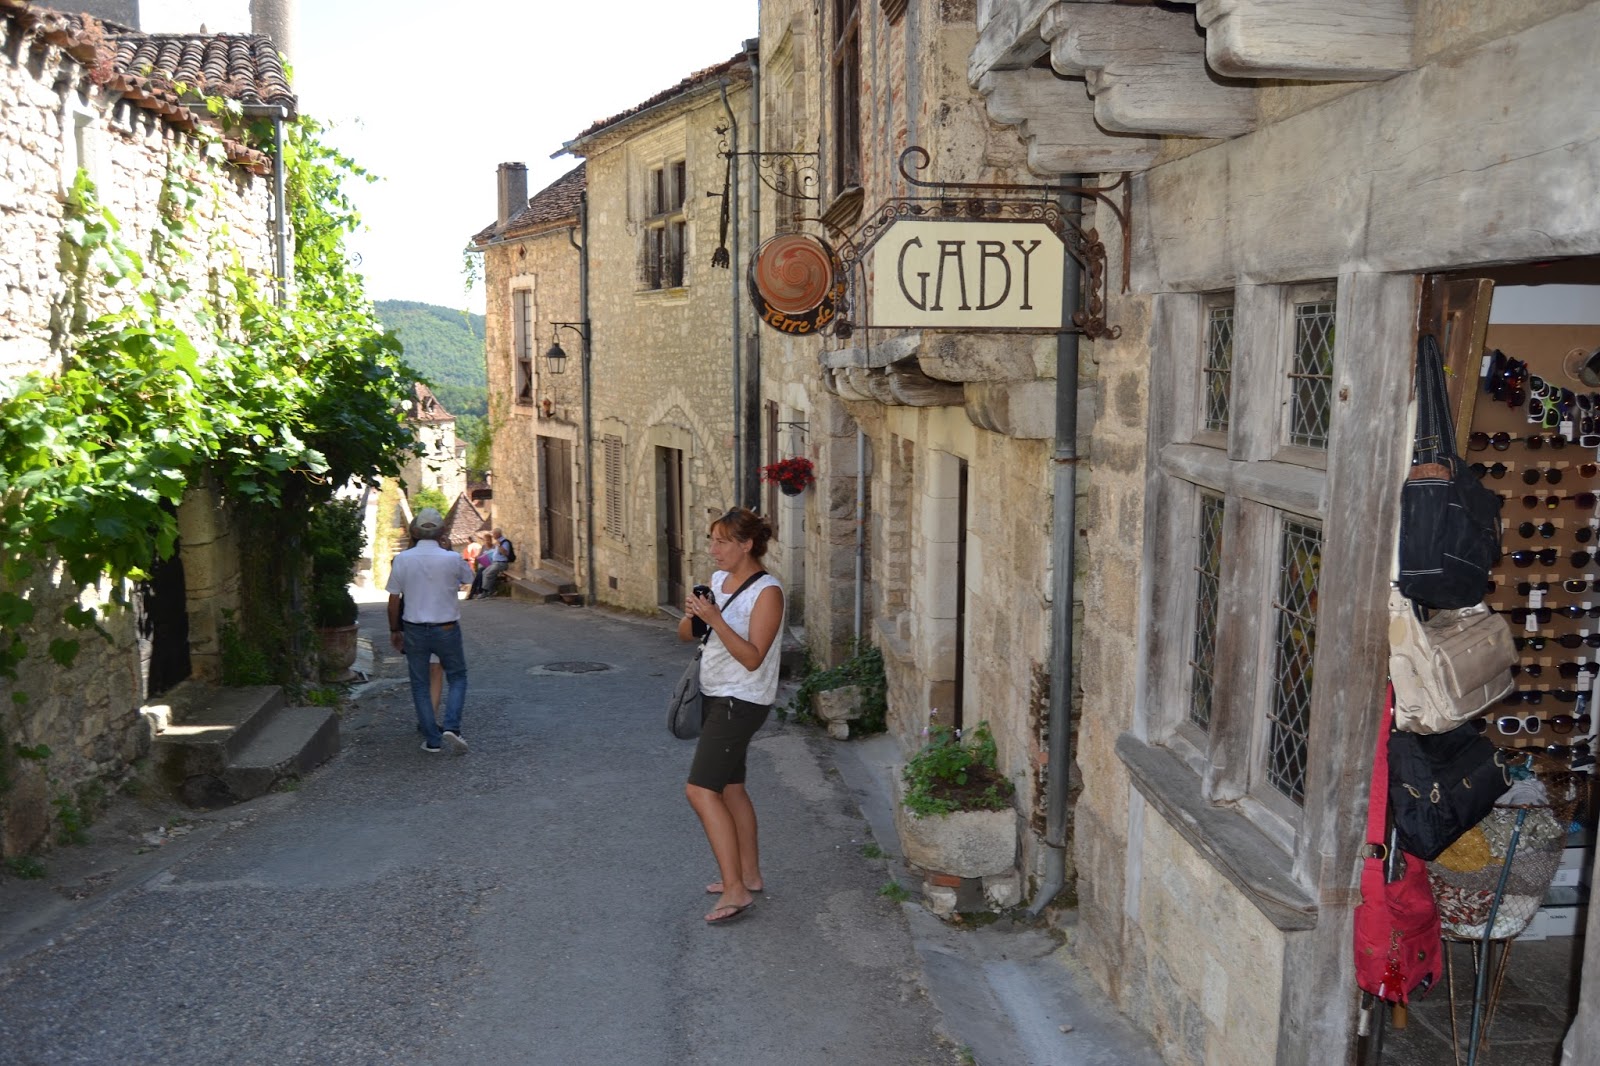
[543,661,612,673]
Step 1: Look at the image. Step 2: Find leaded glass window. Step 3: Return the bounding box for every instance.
[1288,301,1335,448]
[1202,306,1234,432]
[1267,518,1322,804]
[1188,495,1225,730]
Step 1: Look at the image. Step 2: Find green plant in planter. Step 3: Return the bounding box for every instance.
[306,498,365,628]
[902,721,1014,817]
[787,641,887,734]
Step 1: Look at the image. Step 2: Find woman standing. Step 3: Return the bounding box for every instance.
[678,508,785,925]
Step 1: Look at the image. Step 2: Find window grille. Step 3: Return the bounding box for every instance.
[603,435,624,536]
[1267,518,1322,804]
[1288,301,1335,448]
[1202,305,1234,432]
[1188,494,1226,731]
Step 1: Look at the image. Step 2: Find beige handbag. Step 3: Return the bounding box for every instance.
[1388,588,1515,734]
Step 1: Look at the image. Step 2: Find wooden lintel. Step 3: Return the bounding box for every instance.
[1044,4,1257,138]
[1188,0,1414,81]
[978,67,1164,174]
[968,0,1060,83]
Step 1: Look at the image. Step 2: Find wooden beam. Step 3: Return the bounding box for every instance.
[978,67,1165,174]
[1183,0,1415,81]
[1044,4,1258,138]
[969,0,1116,84]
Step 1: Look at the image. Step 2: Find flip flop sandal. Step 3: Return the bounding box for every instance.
[705,901,753,925]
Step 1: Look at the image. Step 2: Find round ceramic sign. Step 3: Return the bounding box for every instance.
[748,233,845,335]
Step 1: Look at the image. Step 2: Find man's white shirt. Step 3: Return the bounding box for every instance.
[386,541,474,623]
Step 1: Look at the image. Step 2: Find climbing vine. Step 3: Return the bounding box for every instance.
[0,113,417,691]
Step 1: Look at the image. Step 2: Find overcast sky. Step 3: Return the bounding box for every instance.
[284,3,761,313]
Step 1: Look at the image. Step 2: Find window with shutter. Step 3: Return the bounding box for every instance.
[604,434,625,537]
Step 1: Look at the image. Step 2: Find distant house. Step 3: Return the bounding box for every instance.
[470,53,756,610]
[402,381,466,505]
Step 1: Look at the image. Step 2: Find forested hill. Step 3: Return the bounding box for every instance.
[375,300,487,437]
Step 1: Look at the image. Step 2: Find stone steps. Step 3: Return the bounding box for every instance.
[145,681,340,808]
[508,568,581,605]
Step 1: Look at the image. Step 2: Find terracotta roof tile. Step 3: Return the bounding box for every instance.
[1,2,293,174]
[571,51,750,145]
[471,163,585,246]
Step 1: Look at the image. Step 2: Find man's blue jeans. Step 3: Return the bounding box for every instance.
[402,621,467,745]
[480,560,508,596]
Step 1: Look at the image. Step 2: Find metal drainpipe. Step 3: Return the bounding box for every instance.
[855,428,865,641]
[718,79,743,505]
[1027,182,1084,918]
[241,103,289,303]
[572,196,596,606]
[745,37,762,511]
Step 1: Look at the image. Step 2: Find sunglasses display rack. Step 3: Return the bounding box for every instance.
[1478,349,1600,775]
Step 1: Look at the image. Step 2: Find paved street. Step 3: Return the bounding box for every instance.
[0,597,958,1065]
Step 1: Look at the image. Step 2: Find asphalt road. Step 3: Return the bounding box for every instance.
[0,596,957,1066]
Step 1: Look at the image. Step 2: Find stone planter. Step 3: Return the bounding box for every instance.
[812,684,862,740]
[315,624,360,682]
[894,797,1017,879]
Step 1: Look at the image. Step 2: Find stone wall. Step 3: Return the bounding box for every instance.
[579,82,753,613]
[482,222,583,589]
[0,23,272,856]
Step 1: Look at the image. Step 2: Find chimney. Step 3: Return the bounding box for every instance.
[497,163,528,230]
[250,0,297,67]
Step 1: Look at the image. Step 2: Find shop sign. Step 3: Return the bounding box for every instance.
[868,219,1064,330]
[749,234,846,335]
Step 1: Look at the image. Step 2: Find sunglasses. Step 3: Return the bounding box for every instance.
[1516,636,1549,651]
[1498,714,1543,736]
[1470,431,1513,452]
[1554,604,1600,619]
[1548,713,1594,735]
[1544,741,1593,760]
[1521,581,1552,595]
[1518,522,1558,539]
[1511,548,1560,567]
[1580,527,1596,544]
[1471,462,1510,479]
[1557,633,1600,649]
[1577,551,1596,567]
[1517,493,1597,509]
[1507,607,1554,625]
[1558,661,1598,679]
[1522,467,1564,485]
[1511,662,1544,677]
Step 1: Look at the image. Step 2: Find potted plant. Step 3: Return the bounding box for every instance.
[892,720,1019,915]
[759,455,816,496]
[305,498,365,680]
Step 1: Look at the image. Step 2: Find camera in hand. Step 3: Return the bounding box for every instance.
[691,584,713,638]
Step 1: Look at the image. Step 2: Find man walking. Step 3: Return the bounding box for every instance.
[480,527,515,598]
[387,509,475,754]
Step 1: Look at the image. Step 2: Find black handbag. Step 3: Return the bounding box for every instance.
[1395,333,1503,610]
[1388,721,1511,861]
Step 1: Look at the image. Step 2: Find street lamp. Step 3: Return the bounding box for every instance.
[546,321,588,375]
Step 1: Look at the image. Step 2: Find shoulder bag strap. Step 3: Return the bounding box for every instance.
[1413,333,1457,467]
[700,570,769,645]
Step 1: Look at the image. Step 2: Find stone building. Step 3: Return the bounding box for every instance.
[755,0,1076,908]
[0,2,288,854]
[470,162,585,594]
[974,3,1600,1063]
[473,55,756,612]
[400,381,467,506]
[761,0,1600,1062]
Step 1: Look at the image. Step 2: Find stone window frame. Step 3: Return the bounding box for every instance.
[1120,277,1396,931]
[510,283,536,408]
[58,95,103,195]
[642,160,688,291]
[829,0,862,196]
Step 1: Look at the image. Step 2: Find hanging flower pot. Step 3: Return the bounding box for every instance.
[760,456,816,496]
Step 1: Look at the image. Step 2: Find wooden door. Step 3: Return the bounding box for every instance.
[538,436,575,566]
[658,447,685,607]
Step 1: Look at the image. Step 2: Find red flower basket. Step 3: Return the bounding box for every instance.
[759,456,816,495]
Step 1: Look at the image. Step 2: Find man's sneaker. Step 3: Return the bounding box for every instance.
[442,730,469,755]
[421,740,443,753]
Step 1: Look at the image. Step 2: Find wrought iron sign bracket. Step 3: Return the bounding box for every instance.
[831,146,1131,341]
[715,127,821,203]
